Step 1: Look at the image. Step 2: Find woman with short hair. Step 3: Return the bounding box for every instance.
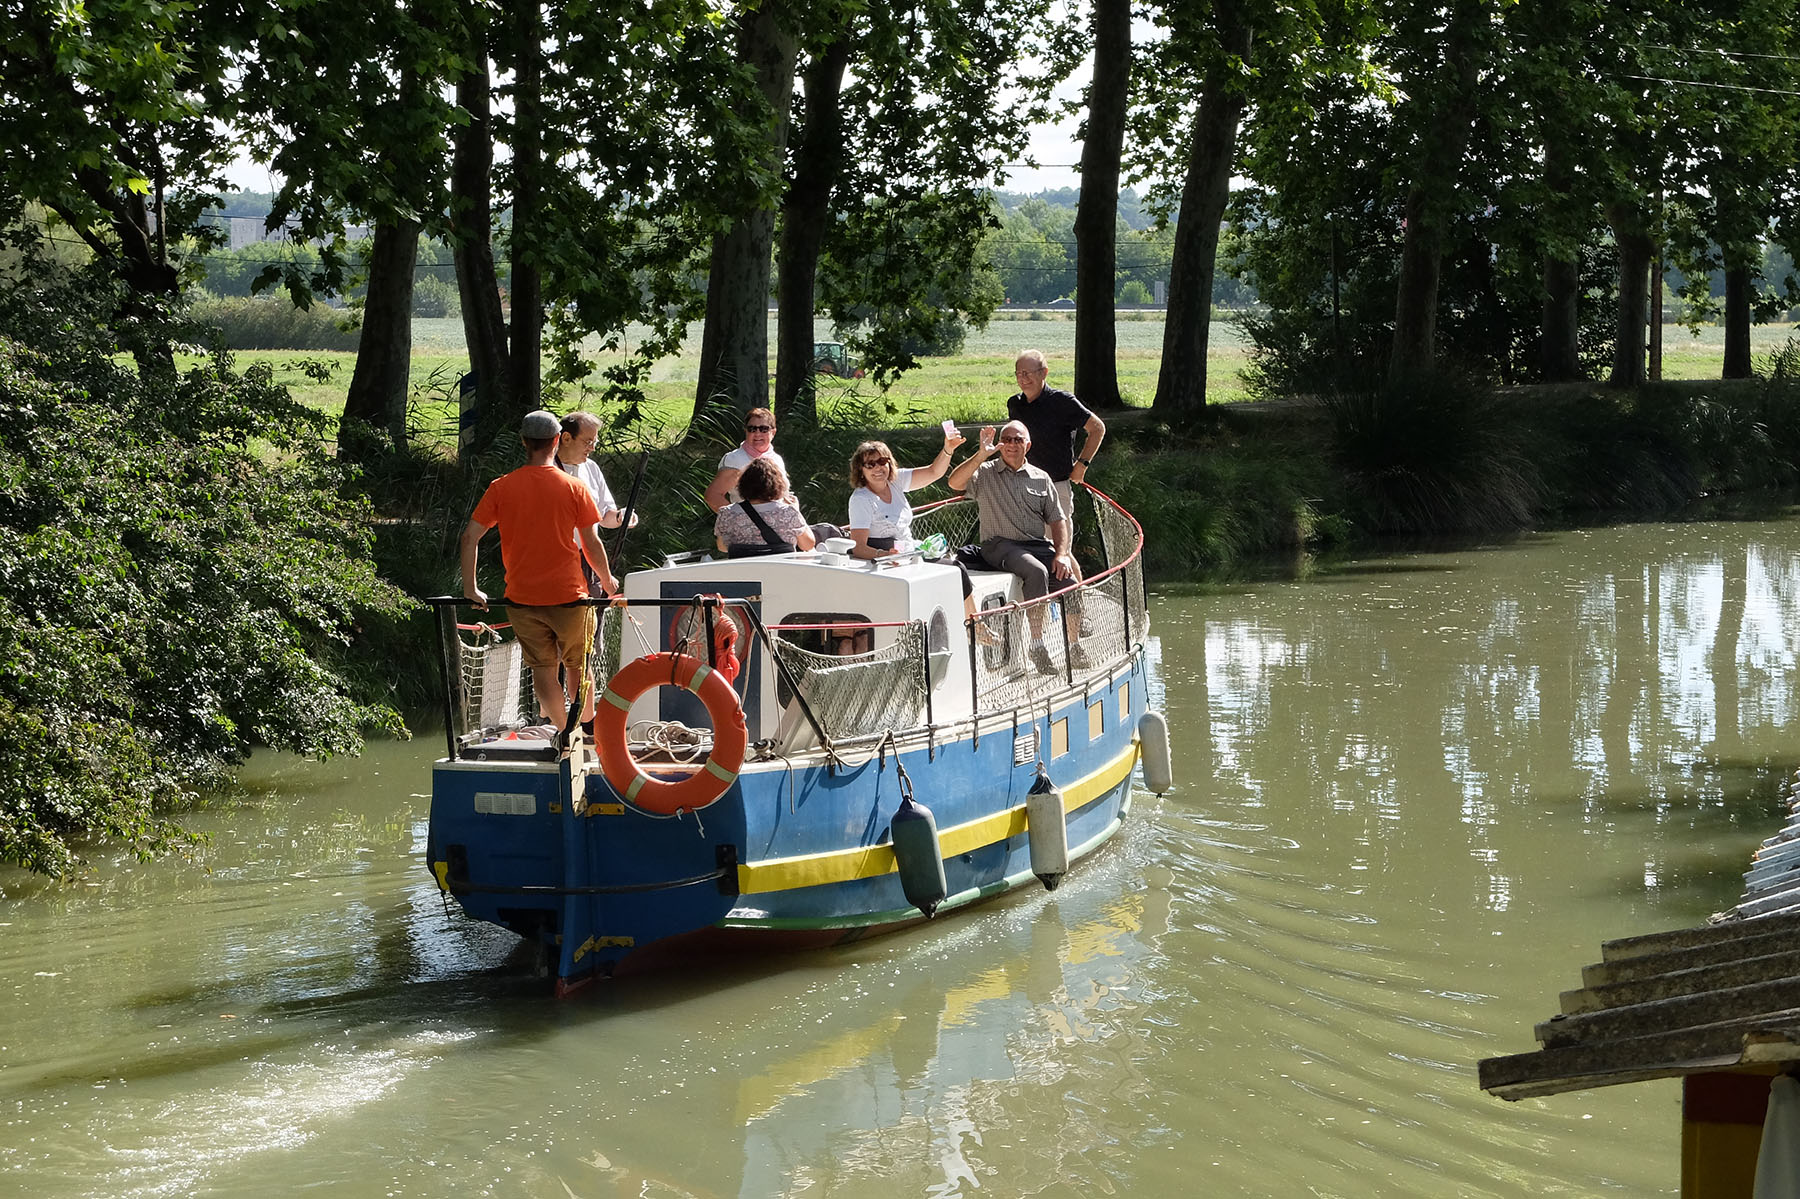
[843,425,962,560]
[714,457,816,557]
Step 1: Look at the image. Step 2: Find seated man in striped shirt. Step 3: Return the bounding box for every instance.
[944,420,1088,675]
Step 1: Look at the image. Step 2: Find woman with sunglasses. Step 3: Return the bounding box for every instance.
[847,427,994,641]
[703,408,786,513]
[844,427,963,560]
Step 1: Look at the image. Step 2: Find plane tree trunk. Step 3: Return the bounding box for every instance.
[1073,0,1131,411]
[1153,3,1251,416]
[694,4,798,424]
[774,38,852,425]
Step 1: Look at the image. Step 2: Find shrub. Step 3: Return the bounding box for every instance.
[189,294,361,351]
[412,274,460,319]
[0,270,411,876]
[1324,367,1540,534]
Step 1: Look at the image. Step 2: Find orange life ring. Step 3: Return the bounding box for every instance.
[595,652,748,815]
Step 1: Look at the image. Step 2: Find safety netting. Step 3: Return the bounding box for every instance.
[450,605,628,744]
[952,487,1148,712]
[767,618,931,743]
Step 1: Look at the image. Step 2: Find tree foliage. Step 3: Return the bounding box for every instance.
[0,236,411,876]
[1,0,235,306]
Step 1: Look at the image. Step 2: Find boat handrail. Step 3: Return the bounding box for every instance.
[767,619,911,631]
[423,593,840,764]
[922,483,1144,622]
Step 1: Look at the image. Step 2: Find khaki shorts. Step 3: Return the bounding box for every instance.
[507,604,595,676]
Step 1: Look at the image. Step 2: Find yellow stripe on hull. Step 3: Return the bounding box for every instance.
[736,740,1140,895]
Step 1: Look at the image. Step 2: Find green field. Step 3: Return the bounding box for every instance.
[240,313,1800,442]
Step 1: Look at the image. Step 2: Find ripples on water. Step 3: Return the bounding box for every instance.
[7,520,1799,1195]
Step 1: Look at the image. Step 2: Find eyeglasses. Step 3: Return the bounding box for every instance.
[860,456,891,467]
[999,435,1027,444]
[745,424,774,433]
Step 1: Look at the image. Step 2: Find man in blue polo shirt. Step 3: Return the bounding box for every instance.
[1007,349,1105,525]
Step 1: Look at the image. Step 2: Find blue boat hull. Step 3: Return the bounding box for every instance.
[427,646,1153,992]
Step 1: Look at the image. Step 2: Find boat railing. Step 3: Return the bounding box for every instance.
[913,484,1149,711]
[909,494,981,549]
[424,594,839,761]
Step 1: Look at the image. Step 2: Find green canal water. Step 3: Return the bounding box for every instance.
[7,518,1799,1196]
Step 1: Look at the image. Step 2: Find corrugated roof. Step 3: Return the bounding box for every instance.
[1479,772,1800,1101]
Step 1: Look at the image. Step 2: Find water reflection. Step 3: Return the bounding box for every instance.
[1199,526,1796,930]
[7,519,1800,1195]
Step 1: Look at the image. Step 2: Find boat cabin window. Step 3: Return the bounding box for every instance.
[928,607,950,653]
[774,611,875,708]
[778,611,874,658]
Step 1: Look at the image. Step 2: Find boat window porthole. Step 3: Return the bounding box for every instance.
[928,607,949,654]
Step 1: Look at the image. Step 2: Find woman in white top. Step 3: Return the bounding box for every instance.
[845,427,963,559]
[846,429,993,643]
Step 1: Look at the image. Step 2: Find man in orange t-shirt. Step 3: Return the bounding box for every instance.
[460,410,619,733]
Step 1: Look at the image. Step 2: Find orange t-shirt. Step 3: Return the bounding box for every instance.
[470,463,602,605]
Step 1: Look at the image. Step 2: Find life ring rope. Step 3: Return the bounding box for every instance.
[595,652,747,815]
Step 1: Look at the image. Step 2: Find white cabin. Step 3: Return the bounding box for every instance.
[619,548,1021,751]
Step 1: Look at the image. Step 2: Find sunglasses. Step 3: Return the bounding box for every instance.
[860,456,891,467]
[745,424,774,433]
[999,434,1027,444]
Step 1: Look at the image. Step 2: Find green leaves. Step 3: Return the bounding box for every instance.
[0,259,413,877]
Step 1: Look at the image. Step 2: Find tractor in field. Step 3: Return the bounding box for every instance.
[811,342,864,378]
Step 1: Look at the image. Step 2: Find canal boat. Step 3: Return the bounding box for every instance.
[424,485,1171,994]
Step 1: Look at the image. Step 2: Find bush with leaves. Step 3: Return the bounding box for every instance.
[411,274,460,319]
[0,272,412,876]
[1324,368,1541,535]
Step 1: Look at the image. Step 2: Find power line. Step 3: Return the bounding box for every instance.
[1617,72,1800,98]
[1638,43,1800,66]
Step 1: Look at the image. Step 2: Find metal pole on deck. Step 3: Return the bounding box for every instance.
[918,623,935,760]
[610,450,650,565]
[433,599,460,761]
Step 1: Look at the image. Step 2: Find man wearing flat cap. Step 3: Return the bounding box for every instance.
[460,409,619,737]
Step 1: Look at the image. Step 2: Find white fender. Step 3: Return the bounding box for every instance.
[1026,773,1068,891]
[1138,709,1172,794]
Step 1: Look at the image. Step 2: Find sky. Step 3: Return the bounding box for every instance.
[224,123,1087,199]
[1003,110,1085,195]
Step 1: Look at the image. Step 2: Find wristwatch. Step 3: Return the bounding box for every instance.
[1076,456,1093,466]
